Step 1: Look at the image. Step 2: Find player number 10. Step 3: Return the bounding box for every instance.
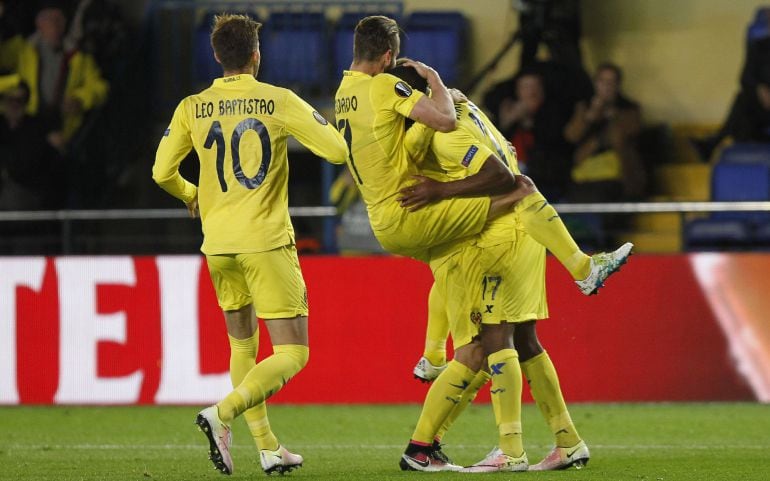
[204,118,272,192]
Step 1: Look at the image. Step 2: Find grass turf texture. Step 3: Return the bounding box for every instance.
[0,403,768,480]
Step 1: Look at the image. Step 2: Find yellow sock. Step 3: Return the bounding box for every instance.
[217,344,309,423]
[521,351,581,448]
[515,192,591,280]
[488,348,524,457]
[424,283,449,366]
[435,369,490,441]
[228,334,279,451]
[411,360,476,444]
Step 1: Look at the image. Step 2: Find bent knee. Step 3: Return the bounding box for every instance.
[276,344,309,372]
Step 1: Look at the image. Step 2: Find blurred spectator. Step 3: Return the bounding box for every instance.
[495,69,573,200]
[0,0,25,90]
[0,82,64,210]
[564,62,645,202]
[64,0,129,81]
[517,0,583,71]
[11,4,109,147]
[692,8,770,161]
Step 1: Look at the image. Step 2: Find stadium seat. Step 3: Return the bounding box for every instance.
[402,11,467,86]
[747,7,770,43]
[684,218,752,251]
[753,221,770,249]
[332,13,364,82]
[710,161,770,224]
[717,143,770,166]
[684,161,770,250]
[194,12,224,86]
[260,12,328,91]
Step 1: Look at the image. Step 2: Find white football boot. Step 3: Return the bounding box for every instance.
[460,447,528,473]
[413,356,447,383]
[195,406,233,475]
[530,440,590,471]
[575,242,634,295]
[260,445,303,475]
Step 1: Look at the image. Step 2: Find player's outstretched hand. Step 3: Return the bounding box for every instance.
[397,175,446,212]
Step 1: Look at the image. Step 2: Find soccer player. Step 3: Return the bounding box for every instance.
[334,15,532,265]
[390,65,594,471]
[152,14,348,476]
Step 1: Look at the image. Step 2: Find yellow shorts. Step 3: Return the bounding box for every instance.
[456,230,548,326]
[431,252,482,349]
[205,245,308,319]
[372,196,491,262]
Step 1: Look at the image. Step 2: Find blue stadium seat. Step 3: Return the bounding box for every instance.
[402,11,467,86]
[684,161,770,250]
[194,13,224,85]
[260,12,328,90]
[753,221,770,249]
[684,219,752,251]
[717,143,770,166]
[711,161,770,224]
[748,7,770,43]
[332,13,365,82]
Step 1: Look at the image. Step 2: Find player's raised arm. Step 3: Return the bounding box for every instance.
[284,91,348,164]
[152,99,198,206]
[400,59,456,132]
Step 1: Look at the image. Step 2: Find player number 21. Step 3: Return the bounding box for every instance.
[336,118,363,184]
[204,118,272,192]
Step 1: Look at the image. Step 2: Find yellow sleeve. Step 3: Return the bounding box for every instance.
[283,90,349,164]
[69,53,109,110]
[371,73,425,119]
[432,123,496,176]
[404,122,435,164]
[152,99,198,203]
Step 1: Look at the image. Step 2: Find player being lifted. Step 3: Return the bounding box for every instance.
[335,16,630,472]
[153,14,348,476]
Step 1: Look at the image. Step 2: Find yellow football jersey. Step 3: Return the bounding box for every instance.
[334,70,425,230]
[421,101,522,249]
[153,75,348,254]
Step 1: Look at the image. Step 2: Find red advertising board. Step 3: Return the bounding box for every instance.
[0,254,765,405]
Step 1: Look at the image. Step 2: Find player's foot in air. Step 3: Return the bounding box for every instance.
[400,447,462,472]
[413,356,447,383]
[195,405,233,475]
[260,444,303,475]
[460,447,528,473]
[575,242,634,296]
[530,440,590,471]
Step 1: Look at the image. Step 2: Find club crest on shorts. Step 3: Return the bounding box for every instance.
[394,81,412,98]
[312,111,329,125]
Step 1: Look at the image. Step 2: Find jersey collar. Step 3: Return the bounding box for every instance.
[212,75,258,88]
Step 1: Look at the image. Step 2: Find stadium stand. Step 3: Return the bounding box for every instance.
[259,12,328,92]
[684,152,770,250]
[401,11,467,86]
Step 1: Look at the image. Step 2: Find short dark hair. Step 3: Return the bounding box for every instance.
[595,62,623,84]
[353,15,400,62]
[210,14,261,71]
[388,63,428,94]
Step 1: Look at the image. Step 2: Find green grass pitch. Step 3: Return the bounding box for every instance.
[1,403,768,480]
